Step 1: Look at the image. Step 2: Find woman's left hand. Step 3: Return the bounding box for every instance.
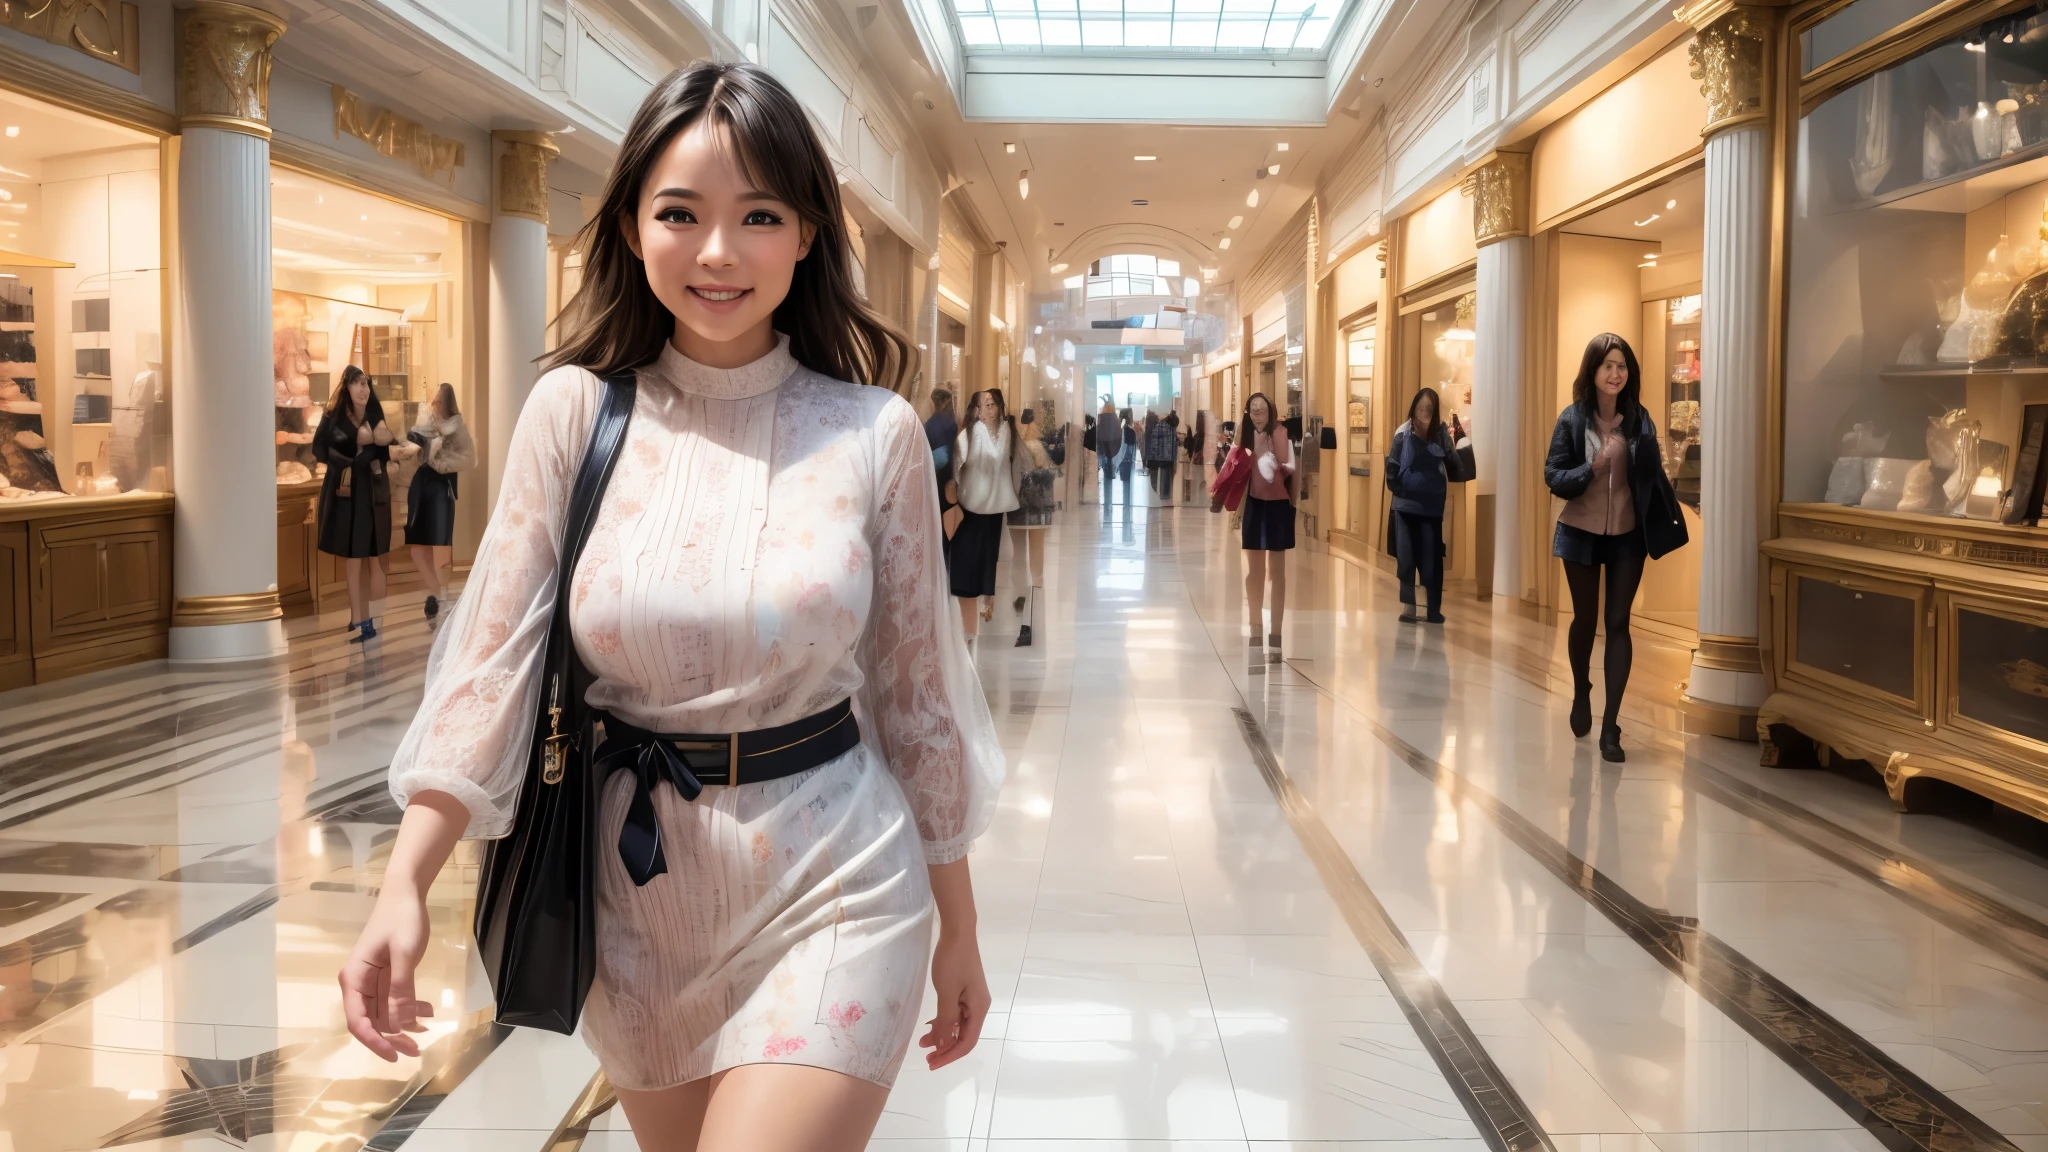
[920,927,990,1070]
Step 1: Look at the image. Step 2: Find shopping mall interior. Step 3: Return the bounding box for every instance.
[3,0,2048,1149]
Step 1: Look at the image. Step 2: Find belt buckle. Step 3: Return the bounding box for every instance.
[671,737,737,785]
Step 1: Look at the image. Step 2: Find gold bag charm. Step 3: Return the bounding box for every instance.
[541,677,567,785]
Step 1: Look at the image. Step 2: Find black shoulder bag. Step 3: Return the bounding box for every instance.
[472,372,637,1034]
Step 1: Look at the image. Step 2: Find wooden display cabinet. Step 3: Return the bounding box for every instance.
[1760,504,2048,821]
[0,493,173,687]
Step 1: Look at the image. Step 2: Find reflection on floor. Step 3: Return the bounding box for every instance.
[3,499,2047,1152]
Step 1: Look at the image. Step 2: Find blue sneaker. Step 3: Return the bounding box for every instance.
[351,621,378,644]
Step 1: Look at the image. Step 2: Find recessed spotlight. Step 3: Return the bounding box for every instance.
[1228,215,1243,229]
[1277,142,1289,152]
[1219,237,1232,249]
[1132,199,1148,206]
[1268,164,1281,176]
[3,126,16,138]
[1005,142,1016,153]
[1643,252,1658,259]
[1050,262,1068,273]
[360,214,368,221]
[1134,155,1157,161]
[1665,199,1677,210]
[1246,189,1259,207]
[1018,170,1030,199]
[1372,77,1383,87]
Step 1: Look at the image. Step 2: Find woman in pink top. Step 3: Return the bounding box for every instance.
[1238,392,1296,650]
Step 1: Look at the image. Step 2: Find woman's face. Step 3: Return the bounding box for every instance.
[979,393,1002,428]
[1248,396,1270,430]
[1596,347,1629,398]
[347,377,370,413]
[1413,394,1435,427]
[628,120,815,362]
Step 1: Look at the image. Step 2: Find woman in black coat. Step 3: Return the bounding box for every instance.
[314,366,393,642]
[1544,333,1686,761]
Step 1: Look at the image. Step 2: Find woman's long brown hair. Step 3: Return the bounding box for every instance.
[545,62,913,389]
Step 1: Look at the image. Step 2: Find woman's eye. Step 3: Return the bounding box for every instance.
[745,210,784,226]
[656,207,696,224]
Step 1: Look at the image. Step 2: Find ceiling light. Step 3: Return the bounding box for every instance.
[1665,199,1677,210]
[360,214,368,221]
[1005,142,1016,153]
[1228,215,1243,229]
[1202,268,1216,280]
[0,191,10,202]
[3,127,15,138]
[1049,262,1068,274]
[1134,155,1156,161]
[1268,164,1281,176]
[1219,237,1232,249]
[1132,199,1148,206]
[1246,189,1259,207]
[1277,142,1289,152]
[1638,261,1658,268]
[1018,170,1029,199]
[1045,365,1058,380]
[1643,252,1658,259]
[1633,213,1661,227]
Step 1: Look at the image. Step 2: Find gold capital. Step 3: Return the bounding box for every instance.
[334,87,468,184]
[1684,6,1771,139]
[495,131,560,223]
[177,2,285,137]
[1464,151,1530,246]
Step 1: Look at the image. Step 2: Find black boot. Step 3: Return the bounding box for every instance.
[1014,624,1033,647]
[1599,723,1625,763]
[1570,684,1593,738]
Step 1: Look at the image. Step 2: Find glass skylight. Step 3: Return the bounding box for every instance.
[951,0,1342,55]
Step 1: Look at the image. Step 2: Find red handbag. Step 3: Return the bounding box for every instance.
[1209,445,1253,512]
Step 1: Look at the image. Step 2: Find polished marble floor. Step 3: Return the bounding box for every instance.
[4,494,2048,1152]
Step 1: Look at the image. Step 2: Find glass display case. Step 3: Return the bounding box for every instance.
[0,94,165,504]
[1346,319,1375,463]
[1786,3,2048,528]
[1661,293,1702,510]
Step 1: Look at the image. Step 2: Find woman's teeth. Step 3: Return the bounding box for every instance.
[695,287,745,301]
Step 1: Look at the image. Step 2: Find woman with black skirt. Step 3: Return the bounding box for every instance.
[1544,332,1685,762]
[953,387,1020,643]
[313,365,393,642]
[403,383,475,619]
[1238,391,1295,650]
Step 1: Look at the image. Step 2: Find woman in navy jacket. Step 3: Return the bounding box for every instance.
[1544,332,1685,762]
[1384,387,1471,623]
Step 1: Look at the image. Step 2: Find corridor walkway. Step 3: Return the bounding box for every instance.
[2,501,2046,1151]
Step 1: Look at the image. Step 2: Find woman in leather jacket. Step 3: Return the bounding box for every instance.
[1384,387,1471,623]
[1543,333,1680,762]
[314,366,394,641]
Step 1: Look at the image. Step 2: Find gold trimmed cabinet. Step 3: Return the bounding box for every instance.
[0,494,174,689]
[1761,506,2048,821]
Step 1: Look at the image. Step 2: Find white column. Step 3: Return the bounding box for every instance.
[486,132,557,513]
[168,4,287,662]
[1475,235,1528,600]
[1688,121,1771,715]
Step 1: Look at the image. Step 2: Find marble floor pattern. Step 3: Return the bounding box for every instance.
[1,496,2046,1152]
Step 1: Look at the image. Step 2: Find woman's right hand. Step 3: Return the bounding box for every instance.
[340,887,434,1060]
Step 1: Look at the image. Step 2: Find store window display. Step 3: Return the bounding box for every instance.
[269,167,469,551]
[1788,4,2048,528]
[1416,292,1475,423]
[0,92,164,503]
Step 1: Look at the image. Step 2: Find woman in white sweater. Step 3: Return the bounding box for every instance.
[951,388,1020,640]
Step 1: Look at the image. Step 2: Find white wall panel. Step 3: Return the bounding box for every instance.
[857,118,896,200]
[769,17,849,147]
[433,0,521,59]
[575,29,655,130]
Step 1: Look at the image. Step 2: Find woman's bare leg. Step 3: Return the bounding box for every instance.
[1025,528,1046,585]
[345,558,369,624]
[697,1064,889,1152]
[433,545,453,591]
[1269,550,1288,638]
[369,556,388,601]
[957,596,978,637]
[1243,549,1266,638]
[614,1079,712,1152]
[408,545,442,597]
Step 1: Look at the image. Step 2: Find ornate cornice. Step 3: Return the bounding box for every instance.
[494,130,558,223]
[177,2,285,138]
[333,87,467,185]
[2,0,140,73]
[1464,151,1530,246]
[1686,6,1771,139]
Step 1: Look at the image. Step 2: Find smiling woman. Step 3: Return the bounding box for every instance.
[341,61,1005,1152]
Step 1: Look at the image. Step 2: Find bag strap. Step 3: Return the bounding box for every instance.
[542,372,638,738]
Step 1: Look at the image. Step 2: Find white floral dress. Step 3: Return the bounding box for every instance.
[388,337,1005,1090]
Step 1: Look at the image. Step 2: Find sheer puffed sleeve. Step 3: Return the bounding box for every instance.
[860,394,1006,864]
[388,366,599,838]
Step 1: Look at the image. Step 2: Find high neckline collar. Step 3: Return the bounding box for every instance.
[648,333,799,400]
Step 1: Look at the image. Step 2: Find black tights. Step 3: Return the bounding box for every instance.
[1563,548,1646,730]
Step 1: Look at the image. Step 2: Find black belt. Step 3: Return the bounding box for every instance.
[593,699,860,886]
